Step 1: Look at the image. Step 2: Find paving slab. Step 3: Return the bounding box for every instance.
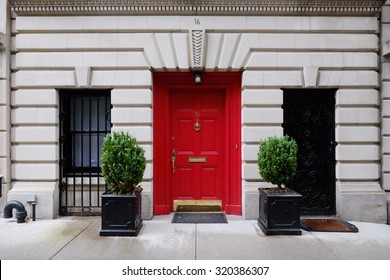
[52,214,196,260]
[0,217,94,260]
[1,215,390,260]
[308,222,390,260]
[196,219,339,260]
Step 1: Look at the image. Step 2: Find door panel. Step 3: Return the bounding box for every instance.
[170,90,225,202]
[176,166,195,198]
[283,89,336,215]
[201,166,217,196]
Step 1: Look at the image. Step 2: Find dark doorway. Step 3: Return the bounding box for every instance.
[283,89,336,215]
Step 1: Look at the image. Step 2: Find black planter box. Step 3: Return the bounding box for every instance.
[258,187,302,235]
[100,189,143,237]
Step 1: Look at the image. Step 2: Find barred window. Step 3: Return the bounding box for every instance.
[60,90,111,175]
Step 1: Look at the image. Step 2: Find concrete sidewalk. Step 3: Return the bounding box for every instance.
[1,214,390,260]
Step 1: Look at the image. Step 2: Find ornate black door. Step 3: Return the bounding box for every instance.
[283,89,336,215]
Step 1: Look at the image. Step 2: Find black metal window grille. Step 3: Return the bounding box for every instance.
[59,90,111,215]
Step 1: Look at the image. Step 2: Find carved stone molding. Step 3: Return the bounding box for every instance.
[303,66,319,88]
[9,0,386,16]
[190,29,205,70]
[75,67,92,88]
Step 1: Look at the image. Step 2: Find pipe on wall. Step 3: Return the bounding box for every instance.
[0,175,2,198]
[4,200,27,223]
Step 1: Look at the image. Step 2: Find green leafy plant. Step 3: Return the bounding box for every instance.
[101,131,146,195]
[257,135,298,189]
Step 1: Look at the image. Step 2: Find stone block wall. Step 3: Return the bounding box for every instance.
[382,0,390,224]
[0,0,10,213]
[3,10,387,222]
[239,17,384,221]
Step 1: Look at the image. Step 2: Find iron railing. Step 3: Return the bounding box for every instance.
[59,90,111,215]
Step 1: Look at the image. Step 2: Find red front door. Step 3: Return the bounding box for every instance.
[170,89,225,201]
[153,72,242,215]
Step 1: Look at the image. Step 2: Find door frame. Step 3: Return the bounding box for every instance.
[153,72,242,215]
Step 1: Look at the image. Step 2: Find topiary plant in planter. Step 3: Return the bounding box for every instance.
[258,135,298,189]
[257,135,302,235]
[100,131,146,237]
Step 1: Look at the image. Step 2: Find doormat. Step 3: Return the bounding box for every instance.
[172,213,228,224]
[301,218,358,233]
[175,205,222,212]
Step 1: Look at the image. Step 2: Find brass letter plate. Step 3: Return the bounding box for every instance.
[188,156,207,163]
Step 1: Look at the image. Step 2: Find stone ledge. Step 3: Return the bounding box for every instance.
[243,182,273,220]
[336,183,387,223]
[141,192,153,220]
[7,183,59,219]
[337,192,387,223]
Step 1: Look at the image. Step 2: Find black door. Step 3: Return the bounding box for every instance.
[283,89,336,215]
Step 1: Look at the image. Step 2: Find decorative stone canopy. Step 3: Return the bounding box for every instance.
[9,0,386,16]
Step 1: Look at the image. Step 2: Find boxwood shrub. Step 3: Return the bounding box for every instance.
[257,135,298,189]
[101,131,146,195]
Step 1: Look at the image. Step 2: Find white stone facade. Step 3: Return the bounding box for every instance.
[0,0,389,223]
[382,0,390,224]
[0,0,10,214]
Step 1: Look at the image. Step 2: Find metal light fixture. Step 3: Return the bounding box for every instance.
[194,72,201,84]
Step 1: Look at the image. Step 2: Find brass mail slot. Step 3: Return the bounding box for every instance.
[188,156,207,163]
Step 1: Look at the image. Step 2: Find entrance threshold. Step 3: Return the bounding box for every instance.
[173,200,222,212]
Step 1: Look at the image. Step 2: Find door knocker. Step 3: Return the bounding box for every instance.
[194,112,200,132]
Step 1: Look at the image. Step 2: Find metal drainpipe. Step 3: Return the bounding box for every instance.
[3,200,27,223]
[32,203,36,221]
[0,175,2,198]
[26,195,36,221]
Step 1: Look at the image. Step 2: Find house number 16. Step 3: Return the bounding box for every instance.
[194,18,200,25]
